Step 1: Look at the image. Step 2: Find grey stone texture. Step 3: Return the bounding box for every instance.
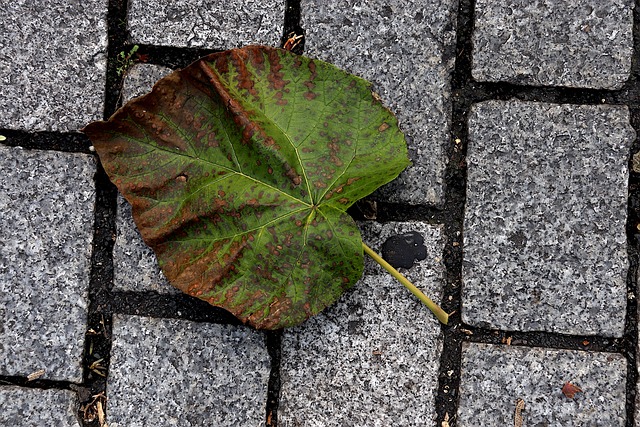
[114,195,177,293]
[0,387,81,427]
[279,222,445,426]
[0,0,107,131]
[472,0,634,89]
[463,100,633,336]
[121,63,173,103]
[0,147,96,382]
[301,0,458,204]
[127,0,284,49]
[458,343,627,426]
[107,315,271,427]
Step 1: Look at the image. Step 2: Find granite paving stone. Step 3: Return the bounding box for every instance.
[301,0,458,204]
[463,100,633,336]
[127,0,284,49]
[0,386,81,427]
[120,63,173,103]
[278,222,445,426]
[472,0,634,89]
[107,314,271,427]
[0,0,107,131]
[458,343,627,426]
[0,147,96,382]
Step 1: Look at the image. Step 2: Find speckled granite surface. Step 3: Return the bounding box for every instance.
[463,100,633,336]
[108,315,270,426]
[458,343,627,426]
[113,195,177,293]
[128,0,284,48]
[0,0,107,131]
[472,0,634,89]
[0,387,81,427]
[0,147,96,382]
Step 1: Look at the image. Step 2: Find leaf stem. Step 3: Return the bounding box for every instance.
[362,242,449,325]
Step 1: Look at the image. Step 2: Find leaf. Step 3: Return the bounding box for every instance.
[83,45,409,329]
[561,381,583,399]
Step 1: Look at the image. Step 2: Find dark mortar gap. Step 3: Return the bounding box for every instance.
[104,0,131,119]
[0,130,93,154]
[631,0,640,83]
[449,0,475,91]
[78,166,118,426]
[76,2,128,423]
[0,375,77,391]
[110,291,242,325]
[433,139,467,424]
[348,200,445,224]
[461,81,628,107]
[622,105,640,427]
[463,327,622,353]
[281,0,304,55]
[434,0,475,424]
[133,44,221,70]
[264,330,283,427]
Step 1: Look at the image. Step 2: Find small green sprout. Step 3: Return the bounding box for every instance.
[116,45,139,76]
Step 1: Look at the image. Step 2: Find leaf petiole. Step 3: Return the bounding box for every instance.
[362,242,449,325]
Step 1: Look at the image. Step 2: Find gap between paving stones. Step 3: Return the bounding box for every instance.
[1,0,640,425]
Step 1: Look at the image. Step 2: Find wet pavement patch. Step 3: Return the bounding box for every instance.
[381,231,428,269]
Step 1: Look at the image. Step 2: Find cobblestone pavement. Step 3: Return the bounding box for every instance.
[1,1,638,426]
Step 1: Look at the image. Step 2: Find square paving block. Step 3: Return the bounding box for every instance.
[301,0,458,204]
[128,0,284,48]
[278,222,445,426]
[0,147,96,382]
[472,0,634,89]
[107,315,270,426]
[463,100,633,336]
[0,387,80,427]
[0,0,107,131]
[458,343,626,426]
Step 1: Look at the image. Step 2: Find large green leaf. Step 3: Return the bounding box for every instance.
[84,45,409,329]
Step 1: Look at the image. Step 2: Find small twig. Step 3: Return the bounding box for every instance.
[514,398,525,427]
